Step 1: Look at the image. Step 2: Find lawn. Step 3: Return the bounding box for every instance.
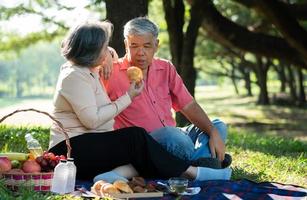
[0,85,306,199]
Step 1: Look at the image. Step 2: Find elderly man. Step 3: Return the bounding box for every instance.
[103,17,231,168]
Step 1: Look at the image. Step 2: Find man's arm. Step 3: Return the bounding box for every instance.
[180,100,225,161]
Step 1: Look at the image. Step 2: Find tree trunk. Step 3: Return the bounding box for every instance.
[286,65,297,102]
[105,0,148,57]
[255,57,270,105]
[273,64,287,92]
[245,72,252,96]
[230,65,239,95]
[162,0,184,72]
[297,68,306,107]
[238,62,252,96]
[163,0,203,126]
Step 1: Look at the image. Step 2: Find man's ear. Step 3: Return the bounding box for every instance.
[155,39,159,52]
[124,39,128,51]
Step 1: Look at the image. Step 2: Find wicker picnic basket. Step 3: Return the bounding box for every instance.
[0,108,72,191]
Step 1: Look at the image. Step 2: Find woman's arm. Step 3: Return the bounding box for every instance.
[60,70,143,130]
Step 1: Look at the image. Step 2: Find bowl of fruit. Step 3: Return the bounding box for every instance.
[0,151,66,191]
[0,108,71,191]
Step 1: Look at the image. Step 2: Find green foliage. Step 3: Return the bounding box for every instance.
[0,125,50,152]
[148,0,171,60]
[0,40,65,97]
[0,30,65,53]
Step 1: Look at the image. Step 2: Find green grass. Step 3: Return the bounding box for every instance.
[195,85,307,187]
[0,85,306,198]
[0,178,87,200]
[227,127,306,186]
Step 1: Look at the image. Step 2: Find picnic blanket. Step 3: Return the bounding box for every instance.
[76,179,307,200]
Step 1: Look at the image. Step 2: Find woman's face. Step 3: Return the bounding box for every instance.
[93,44,110,68]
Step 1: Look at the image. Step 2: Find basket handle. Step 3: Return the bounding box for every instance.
[0,108,72,158]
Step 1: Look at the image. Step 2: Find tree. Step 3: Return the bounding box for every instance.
[162,0,205,125]
[105,0,148,56]
[199,0,307,69]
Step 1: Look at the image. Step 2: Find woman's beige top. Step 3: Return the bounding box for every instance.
[49,62,131,148]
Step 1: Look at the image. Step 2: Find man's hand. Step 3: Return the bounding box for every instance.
[208,128,225,161]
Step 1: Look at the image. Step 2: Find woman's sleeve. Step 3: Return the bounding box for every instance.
[60,72,131,129]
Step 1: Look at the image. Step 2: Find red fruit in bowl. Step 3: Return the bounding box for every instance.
[49,160,57,169]
[55,155,60,161]
[35,155,44,164]
[0,156,12,172]
[43,151,49,159]
[22,160,41,173]
[40,159,48,168]
[48,152,56,161]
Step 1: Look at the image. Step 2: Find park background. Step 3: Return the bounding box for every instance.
[0,0,306,198]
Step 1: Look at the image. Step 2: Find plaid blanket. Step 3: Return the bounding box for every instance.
[183,179,307,200]
[76,179,307,200]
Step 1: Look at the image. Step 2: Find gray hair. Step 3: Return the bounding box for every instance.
[61,21,113,67]
[124,17,159,39]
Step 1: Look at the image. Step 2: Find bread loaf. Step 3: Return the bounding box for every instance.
[131,176,146,187]
[127,66,143,83]
[93,180,107,196]
[101,182,120,194]
[113,180,133,193]
[132,185,146,193]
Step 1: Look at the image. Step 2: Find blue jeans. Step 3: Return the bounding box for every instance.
[150,119,227,161]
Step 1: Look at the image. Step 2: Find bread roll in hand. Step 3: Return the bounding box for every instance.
[127,66,143,84]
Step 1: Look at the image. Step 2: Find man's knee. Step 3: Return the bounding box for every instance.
[150,127,194,160]
[212,119,228,142]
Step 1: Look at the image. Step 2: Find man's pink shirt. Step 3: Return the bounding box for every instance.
[103,56,193,133]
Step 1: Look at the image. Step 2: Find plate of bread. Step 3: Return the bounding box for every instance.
[91,177,163,199]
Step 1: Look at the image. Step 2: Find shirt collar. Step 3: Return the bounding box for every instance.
[119,55,164,71]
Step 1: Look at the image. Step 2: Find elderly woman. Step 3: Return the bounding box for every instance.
[48,20,231,182]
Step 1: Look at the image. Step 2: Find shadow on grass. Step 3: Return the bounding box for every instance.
[231,167,264,183]
[227,128,307,159]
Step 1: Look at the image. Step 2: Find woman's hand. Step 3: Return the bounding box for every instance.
[108,46,119,61]
[99,47,118,80]
[128,81,144,99]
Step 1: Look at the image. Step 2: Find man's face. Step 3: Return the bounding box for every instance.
[125,33,158,70]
